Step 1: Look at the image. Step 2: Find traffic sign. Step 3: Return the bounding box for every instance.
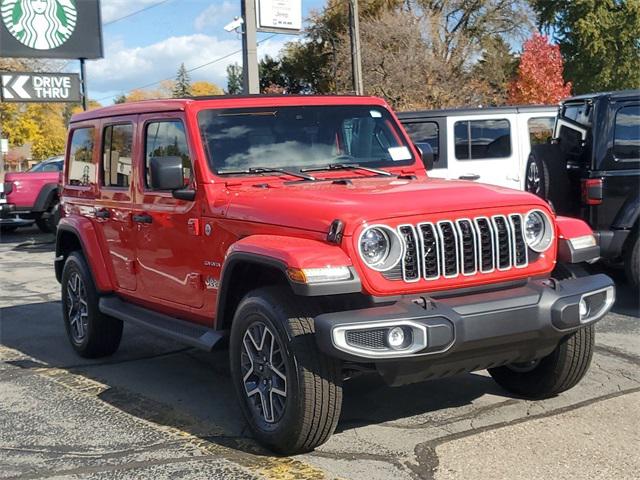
[0,72,81,103]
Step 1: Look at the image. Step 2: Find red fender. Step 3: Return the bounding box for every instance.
[555,216,594,240]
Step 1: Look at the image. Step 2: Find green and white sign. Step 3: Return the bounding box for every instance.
[0,0,102,59]
[1,0,77,50]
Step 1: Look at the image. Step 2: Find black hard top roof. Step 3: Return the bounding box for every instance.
[397,104,557,120]
[562,89,640,103]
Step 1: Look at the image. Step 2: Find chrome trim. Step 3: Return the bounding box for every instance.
[357,224,404,272]
[417,222,440,280]
[580,286,616,324]
[491,215,513,271]
[455,218,478,276]
[436,220,460,279]
[474,216,496,273]
[524,209,554,253]
[508,213,529,268]
[397,224,421,283]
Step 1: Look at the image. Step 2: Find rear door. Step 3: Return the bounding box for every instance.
[445,114,520,189]
[93,117,138,291]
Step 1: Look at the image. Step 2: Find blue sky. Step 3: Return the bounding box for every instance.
[82,0,326,104]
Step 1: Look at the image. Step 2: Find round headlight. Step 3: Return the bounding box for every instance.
[524,210,553,252]
[358,225,403,271]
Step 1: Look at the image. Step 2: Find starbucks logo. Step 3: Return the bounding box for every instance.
[1,0,76,50]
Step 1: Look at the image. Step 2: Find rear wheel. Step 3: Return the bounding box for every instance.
[525,153,549,200]
[61,252,123,358]
[229,286,342,454]
[35,199,60,233]
[624,232,639,287]
[1,225,18,234]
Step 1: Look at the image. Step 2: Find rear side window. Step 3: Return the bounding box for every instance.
[613,105,640,160]
[454,119,511,160]
[67,128,96,187]
[403,121,440,166]
[527,117,555,146]
[145,121,192,188]
[102,124,134,188]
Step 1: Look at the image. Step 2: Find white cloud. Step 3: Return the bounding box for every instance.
[101,0,165,24]
[87,33,291,101]
[194,2,238,31]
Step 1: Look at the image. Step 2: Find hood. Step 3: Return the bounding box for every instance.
[222,176,550,235]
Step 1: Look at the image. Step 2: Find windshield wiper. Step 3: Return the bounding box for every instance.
[301,163,393,176]
[217,167,316,181]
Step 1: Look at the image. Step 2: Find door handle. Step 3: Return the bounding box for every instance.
[459,174,480,181]
[95,208,110,219]
[132,213,153,224]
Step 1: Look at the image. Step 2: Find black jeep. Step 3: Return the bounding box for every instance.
[526,90,640,285]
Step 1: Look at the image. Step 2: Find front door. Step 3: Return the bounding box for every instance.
[93,118,137,291]
[133,115,205,311]
[443,114,520,189]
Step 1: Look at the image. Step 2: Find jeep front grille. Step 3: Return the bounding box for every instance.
[384,214,528,283]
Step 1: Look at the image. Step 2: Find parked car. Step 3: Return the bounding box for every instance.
[526,90,640,285]
[398,105,557,190]
[55,96,613,454]
[1,155,63,233]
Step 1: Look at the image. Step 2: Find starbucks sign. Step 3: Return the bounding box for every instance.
[0,0,102,59]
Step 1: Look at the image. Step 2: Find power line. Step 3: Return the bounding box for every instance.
[95,33,279,102]
[103,0,173,26]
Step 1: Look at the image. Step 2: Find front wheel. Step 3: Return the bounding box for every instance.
[229,286,343,454]
[35,199,60,233]
[624,232,639,287]
[488,325,595,398]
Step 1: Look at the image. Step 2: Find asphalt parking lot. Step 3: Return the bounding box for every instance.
[1,227,639,480]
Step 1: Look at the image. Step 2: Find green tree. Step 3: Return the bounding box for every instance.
[172,63,192,98]
[226,63,243,94]
[113,93,127,104]
[472,36,518,105]
[531,0,640,93]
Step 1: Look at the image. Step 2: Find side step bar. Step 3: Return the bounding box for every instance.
[99,296,225,351]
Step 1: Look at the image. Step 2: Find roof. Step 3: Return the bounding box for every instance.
[397,104,557,120]
[562,89,640,103]
[70,94,387,123]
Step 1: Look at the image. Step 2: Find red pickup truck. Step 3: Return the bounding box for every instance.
[1,156,63,233]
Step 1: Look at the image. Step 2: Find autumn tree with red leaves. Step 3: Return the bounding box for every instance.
[508,33,572,105]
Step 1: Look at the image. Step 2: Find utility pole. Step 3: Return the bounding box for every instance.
[348,0,364,95]
[241,0,260,94]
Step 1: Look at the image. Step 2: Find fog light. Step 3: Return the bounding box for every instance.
[579,298,589,318]
[387,327,406,349]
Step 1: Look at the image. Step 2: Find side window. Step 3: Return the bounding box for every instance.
[527,117,555,146]
[454,119,511,160]
[145,120,192,188]
[613,105,640,160]
[67,128,96,187]
[403,122,440,166]
[102,124,133,188]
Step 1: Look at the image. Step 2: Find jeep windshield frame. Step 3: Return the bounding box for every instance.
[197,105,416,176]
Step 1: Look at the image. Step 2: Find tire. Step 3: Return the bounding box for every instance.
[524,152,549,200]
[624,232,640,287]
[488,325,595,399]
[229,286,343,454]
[35,199,60,233]
[61,252,123,358]
[1,225,18,234]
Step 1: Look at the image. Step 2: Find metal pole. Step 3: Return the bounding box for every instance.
[241,0,260,94]
[79,58,88,111]
[348,0,364,95]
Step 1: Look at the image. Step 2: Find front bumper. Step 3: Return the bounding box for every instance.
[315,274,614,383]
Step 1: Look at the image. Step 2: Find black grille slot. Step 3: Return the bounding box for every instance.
[510,214,527,267]
[476,218,495,272]
[419,223,439,279]
[494,216,511,269]
[399,226,420,281]
[345,329,387,350]
[457,220,476,274]
[382,263,403,281]
[438,221,458,277]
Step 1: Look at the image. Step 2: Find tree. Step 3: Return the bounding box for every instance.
[472,36,518,106]
[508,33,572,105]
[531,0,640,93]
[172,63,192,98]
[226,63,243,94]
[191,81,223,96]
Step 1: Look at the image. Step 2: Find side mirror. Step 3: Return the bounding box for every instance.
[150,156,184,191]
[415,143,434,170]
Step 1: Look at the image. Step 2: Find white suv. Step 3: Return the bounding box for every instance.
[399,105,557,190]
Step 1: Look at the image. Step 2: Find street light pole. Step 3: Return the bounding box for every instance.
[348,0,364,95]
[241,0,260,94]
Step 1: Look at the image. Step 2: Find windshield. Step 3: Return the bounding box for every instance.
[197,105,415,174]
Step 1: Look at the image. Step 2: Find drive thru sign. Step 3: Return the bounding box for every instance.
[1,72,81,103]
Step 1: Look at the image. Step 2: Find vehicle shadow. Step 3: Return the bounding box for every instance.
[0,226,55,251]
[0,300,507,457]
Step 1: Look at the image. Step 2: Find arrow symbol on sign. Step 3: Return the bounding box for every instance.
[1,75,14,99]
[11,76,30,99]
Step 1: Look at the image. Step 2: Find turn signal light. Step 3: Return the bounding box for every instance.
[581,178,603,205]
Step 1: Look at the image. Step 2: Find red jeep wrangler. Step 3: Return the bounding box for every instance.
[55,96,615,454]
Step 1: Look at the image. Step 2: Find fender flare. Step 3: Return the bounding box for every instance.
[33,183,59,212]
[55,218,114,293]
[612,194,640,230]
[215,235,361,329]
